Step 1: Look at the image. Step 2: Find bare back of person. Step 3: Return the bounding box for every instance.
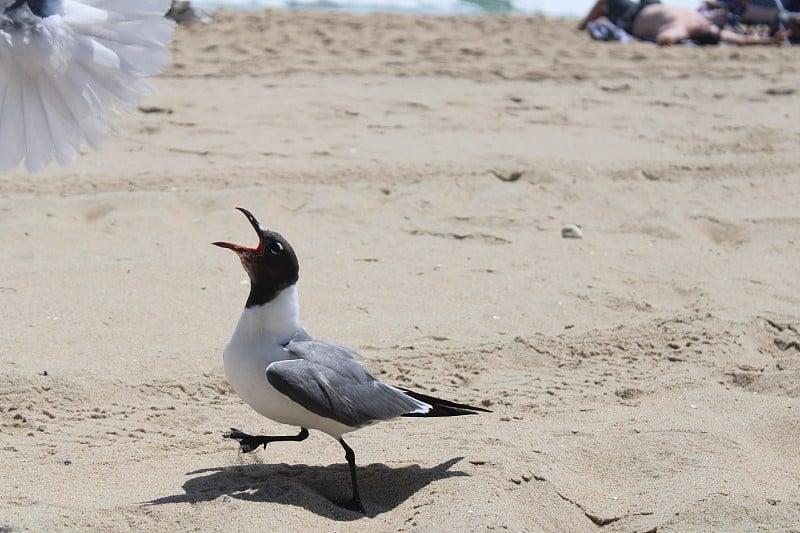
[632,4,713,44]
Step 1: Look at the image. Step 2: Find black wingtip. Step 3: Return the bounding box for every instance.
[399,388,492,417]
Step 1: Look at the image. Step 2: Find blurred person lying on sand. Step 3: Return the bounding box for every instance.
[577,0,791,45]
[700,0,800,43]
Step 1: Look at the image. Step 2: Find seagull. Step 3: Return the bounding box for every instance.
[213,207,490,514]
[0,0,175,173]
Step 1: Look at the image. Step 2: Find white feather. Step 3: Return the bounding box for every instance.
[0,73,26,170]
[22,72,54,173]
[0,0,175,173]
[37,69,81,165]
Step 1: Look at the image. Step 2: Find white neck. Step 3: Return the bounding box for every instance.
[233,284,301,344]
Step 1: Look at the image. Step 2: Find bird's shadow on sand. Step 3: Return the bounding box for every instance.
[146,456,468,520]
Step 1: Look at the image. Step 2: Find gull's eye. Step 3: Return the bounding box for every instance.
[269,241,284,254]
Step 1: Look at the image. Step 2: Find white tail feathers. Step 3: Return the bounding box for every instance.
[0,0,175,173]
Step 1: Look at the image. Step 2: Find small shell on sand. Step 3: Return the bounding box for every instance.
[562,224,583,239]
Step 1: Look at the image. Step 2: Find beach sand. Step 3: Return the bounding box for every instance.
[2,10,799,531]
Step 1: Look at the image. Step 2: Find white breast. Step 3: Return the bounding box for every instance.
[222,285,354,437]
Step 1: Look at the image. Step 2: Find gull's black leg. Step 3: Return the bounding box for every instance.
[223,427,308,453]
[338,438,365,514]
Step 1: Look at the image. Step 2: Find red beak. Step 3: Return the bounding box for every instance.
[212,207,265,255]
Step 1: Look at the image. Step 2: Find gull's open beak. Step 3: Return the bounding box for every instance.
[212,207,265,255]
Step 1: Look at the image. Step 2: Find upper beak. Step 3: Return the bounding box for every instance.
[212,207,265,254]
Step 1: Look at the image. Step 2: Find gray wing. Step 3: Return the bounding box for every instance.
[285,331,360,361]
[266,338,429,428]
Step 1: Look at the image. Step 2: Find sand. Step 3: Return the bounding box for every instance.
[2,9,799,531]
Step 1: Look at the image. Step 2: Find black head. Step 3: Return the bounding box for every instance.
[4,0,59,18]
[690,24,721,46]
[213,207,299,308]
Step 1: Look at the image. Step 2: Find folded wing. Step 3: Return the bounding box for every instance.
[267,338,431,428]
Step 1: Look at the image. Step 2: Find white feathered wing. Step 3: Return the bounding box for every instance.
[0,0,175,173]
